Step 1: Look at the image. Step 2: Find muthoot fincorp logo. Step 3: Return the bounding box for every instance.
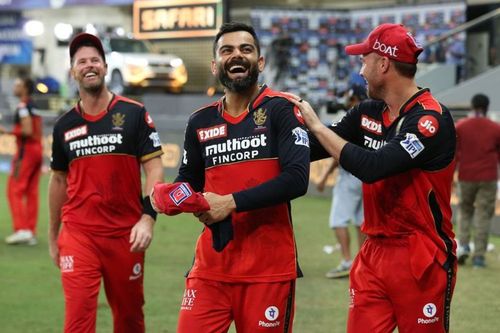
[69,134,123,157]
[205,134,267,165]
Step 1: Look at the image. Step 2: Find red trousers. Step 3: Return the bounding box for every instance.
[7,144,42,233]
[58,226,145,333]
[347,236,456,333]
[177,278,295,333]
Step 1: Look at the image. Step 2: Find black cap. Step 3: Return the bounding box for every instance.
[69,33,105,61]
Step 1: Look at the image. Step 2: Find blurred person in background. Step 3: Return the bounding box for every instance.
[316,85,367,279]
[1,76,42,246]
[455,93,500,268]
[48,33,163,333]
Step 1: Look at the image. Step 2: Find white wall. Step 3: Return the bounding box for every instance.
[436,65,500,115]
[24,6,132,85]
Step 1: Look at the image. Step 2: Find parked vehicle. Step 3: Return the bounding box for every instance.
[101,37,188,94]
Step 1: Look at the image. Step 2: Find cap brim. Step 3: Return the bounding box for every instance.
[345,43,371,56]
[69,33,104,59]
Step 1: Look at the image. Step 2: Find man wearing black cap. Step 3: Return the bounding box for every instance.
[290,24,457,333]
[48,33,164,333]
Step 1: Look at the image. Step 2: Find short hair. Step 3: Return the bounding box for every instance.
[471,93,489,113]
[393,61,417,78]
[213,22,261,57]
[20,77,34,95]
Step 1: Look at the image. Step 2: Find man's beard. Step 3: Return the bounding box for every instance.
[80,78,105,95]
[218,62,259,93]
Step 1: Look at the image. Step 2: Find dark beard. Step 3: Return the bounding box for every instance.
[81,79,105,95]
[218,64,259,93]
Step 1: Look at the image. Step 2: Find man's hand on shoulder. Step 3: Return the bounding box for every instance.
[195,193,235,225]
[130,214,155,252]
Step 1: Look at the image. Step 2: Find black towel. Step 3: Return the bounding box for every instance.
[207,215,233,252]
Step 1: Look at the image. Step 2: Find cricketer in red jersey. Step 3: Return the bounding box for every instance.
[48,33,164,333]
[152,23,310,333]
[1,77,42,245]
[289,24,457,333]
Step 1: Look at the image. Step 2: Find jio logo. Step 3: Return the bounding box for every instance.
[265,306,279,321]
[423,303,437,318]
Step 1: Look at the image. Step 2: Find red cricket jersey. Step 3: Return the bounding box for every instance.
[50,95,163,236]
[176,85,310,283]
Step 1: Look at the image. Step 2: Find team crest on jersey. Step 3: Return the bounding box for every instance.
[112,112,125,130]
[169,183,193,206]
[197,124,227,142]
[64,125,88,142]
[253,108,267,126]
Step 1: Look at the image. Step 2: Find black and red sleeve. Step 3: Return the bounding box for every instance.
[175,115,206,192]
[137,107,163,162]
[309,105,363,161]
[232,99,310,211]
[340,110,456,183]
[50,122,69,172]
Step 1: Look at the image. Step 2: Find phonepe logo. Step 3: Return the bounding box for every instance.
[259,306,281,328]
[373,38,399,58]
[417,303,440,325]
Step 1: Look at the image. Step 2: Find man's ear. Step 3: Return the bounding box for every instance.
[258,55,265,73]
[380,56,390,74]
[211,59,217,76]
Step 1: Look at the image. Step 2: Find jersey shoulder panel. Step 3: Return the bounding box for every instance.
[189,102,220,122]
[112,98,145,113]
[54,107,80,127]
[253,87,295,110]
[113,95,144,108]
[416,95,443,114]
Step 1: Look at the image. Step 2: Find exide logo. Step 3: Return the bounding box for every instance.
[361,115,382,134]
[197,124,227,142]
[64,125,88,142]
[373,38,399,57]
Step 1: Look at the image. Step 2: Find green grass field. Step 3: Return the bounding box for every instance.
[0,173,499,332]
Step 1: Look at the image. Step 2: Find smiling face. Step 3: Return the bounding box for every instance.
[212,30,264,93]
[359,53,386,100]
[71,46,107,94]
